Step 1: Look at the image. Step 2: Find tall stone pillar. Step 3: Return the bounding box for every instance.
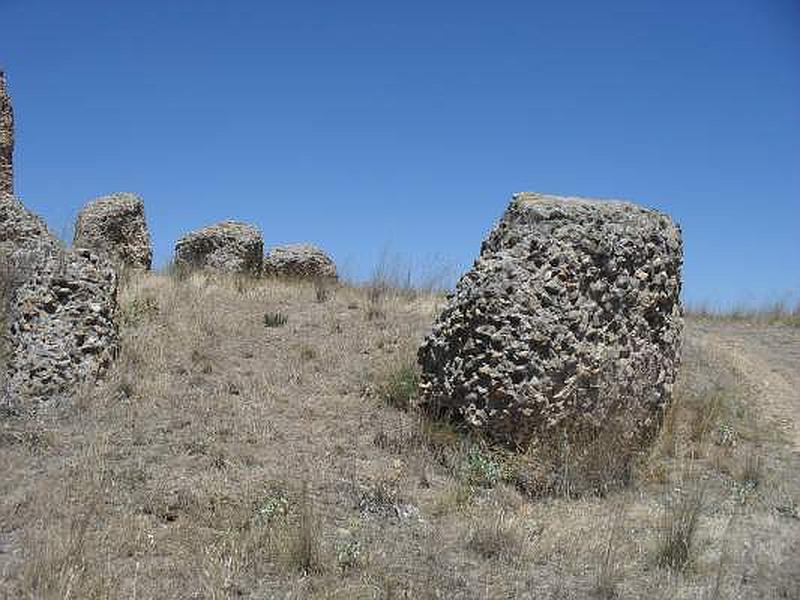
[0,70,14,196]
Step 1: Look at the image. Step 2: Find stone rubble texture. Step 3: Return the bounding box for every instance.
[0,71,13,197]
[174,221,263,276]
[263,243,338,280]
[0,195,54,256]
[2,193,118,407]
[417,192,683,448]
[73,192,153,270]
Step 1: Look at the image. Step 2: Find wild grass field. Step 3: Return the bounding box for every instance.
[0,271,798,599]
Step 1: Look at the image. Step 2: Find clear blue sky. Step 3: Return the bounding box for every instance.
[2,0,798,305]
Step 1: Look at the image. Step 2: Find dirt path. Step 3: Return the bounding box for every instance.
[690,319,800,453]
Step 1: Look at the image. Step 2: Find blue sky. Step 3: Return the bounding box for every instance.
[2,0,798,305]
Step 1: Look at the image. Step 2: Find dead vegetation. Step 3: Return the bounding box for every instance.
[0,272,798,598]
[686,299,800,327]
[656,478,706,572]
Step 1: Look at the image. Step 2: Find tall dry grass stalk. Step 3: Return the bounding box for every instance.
[595,502,626,598]
[510,417,646,499]
[657,478,706,571]
[278,481,324,575]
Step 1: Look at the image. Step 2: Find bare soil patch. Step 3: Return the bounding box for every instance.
[693,319,800,452]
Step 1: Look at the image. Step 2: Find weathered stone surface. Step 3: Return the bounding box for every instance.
[5,249,118,405]
[174,221,263,276]
[2,193,118,408]
[0,71,13,197]
[0,194,56,256]
[263,243,337,280]
[417,192,683,448]
[74,192,153,270]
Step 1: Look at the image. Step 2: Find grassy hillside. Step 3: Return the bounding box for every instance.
[0,272,798,598]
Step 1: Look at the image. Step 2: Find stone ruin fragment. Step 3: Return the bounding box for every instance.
[263,243,338,280]
[1,72,118,410]
[174,220,263,276]
[74,192,153,270]
[417,192,683,449]
[1,195,118,409]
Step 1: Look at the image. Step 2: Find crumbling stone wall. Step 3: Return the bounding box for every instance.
[1,194,58,399]
[0,74,118,410]
[417,192,683,449]
[0,71,13,197]
[1,194,118,409]
[5,247,118,404]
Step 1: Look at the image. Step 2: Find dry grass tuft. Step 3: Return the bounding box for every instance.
[506,419,644,500]
[657,479,706,571]
[688,387,729,451]
[736,450,763,493]
[431,480,475,516]
[263,310,289,327]
[314,279,331,303]
[275,482,325,575]
[740,453,763,487]
[365,283,387,321]
[466,510,525,560]
[594,503,625,598]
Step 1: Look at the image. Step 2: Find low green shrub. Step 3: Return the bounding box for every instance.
[379,361,419,410]
[264,311,288,327]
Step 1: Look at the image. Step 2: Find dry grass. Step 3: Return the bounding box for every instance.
[686,299,800,327]
[506,419,645,499]
[593,502,626,598]
[466,510,525,560]
[0,273,798,598]
[657,478,706,571]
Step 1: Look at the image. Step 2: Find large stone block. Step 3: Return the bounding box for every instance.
[2,194,118,409]
[417,192,683,448]
[263,243,337,280]
[74,192,153,270]
[5,248,118,405]
[174,221,263,276]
